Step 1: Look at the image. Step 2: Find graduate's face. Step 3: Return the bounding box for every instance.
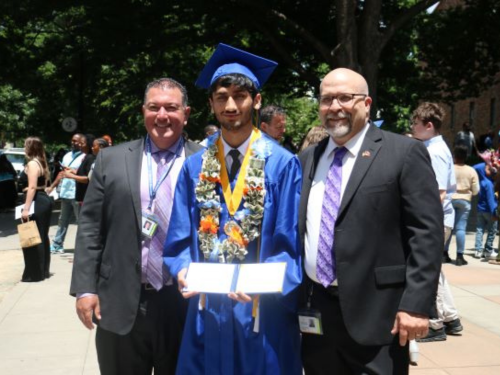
[142,87,190,150]
[209,84,261,133]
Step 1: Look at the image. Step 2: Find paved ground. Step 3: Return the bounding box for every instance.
[1,207,500,374]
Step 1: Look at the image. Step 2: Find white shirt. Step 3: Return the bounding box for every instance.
[423,135,456,228]
[221,134,251,171]
[304,123,370,285]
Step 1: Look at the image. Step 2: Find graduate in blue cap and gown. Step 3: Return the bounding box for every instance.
[163,43,303,374]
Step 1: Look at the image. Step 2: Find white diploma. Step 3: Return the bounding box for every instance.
[15,203,35,220]
[184,262,287,294]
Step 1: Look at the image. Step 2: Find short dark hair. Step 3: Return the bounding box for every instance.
[260,105,286,125]
[95,138,109,149]
[453,144,468,163]
[144,78,188,107]
[208,73,258,98]
[412,102,445,131]
[204,125,218,136]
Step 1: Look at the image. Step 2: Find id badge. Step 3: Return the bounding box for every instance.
[298,309,323,335]
[141,211,159,238]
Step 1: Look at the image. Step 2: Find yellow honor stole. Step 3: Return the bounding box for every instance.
[216,127,261,216]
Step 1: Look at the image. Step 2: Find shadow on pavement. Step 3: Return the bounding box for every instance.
[0,199,77,238]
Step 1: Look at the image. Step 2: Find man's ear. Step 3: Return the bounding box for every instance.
[183,106,191,126]
[254,93,262,110]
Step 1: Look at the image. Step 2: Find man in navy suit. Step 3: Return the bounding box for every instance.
[298,68,443,374]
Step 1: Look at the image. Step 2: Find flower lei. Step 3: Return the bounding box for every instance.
[195,132,271,263]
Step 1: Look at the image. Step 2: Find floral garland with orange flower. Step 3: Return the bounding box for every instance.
[196,134,270,263]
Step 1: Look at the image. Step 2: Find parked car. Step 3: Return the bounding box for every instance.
[0,148,25,177]
[0,148,26,192]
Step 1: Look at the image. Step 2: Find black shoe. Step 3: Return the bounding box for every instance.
[443,253,452,263]
[456,256,468,266]
[444,318,463,335]
[416,327,447,342]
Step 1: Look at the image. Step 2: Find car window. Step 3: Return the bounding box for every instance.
[5,154,25,165]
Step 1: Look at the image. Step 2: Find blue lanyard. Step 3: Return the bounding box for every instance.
[146,136,183,210]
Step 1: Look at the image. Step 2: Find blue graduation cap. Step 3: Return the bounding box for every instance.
[195,43,278,90]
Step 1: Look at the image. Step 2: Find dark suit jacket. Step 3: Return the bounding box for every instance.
[298,124,443,346]
[70,137,202,335]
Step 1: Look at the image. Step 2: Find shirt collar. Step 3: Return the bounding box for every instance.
[149,136,184,157]
[221,133,252,158]
[325,121,370,158]
[423,135,443,147]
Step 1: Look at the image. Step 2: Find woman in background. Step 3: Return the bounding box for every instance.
[20,137,53,282]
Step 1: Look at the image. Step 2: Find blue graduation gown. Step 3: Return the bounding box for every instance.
[164,140,303,375]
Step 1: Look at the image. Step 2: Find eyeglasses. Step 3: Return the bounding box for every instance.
[319,93,367,107]
[145,104,184,113]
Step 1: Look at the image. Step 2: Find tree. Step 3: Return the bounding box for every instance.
[1,0,499,143]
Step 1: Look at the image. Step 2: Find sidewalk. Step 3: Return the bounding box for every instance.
[1,210,500,374]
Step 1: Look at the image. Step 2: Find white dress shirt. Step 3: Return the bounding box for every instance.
[221,134,251,171]
[305,123,370,285]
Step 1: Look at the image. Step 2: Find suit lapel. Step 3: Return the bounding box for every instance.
[126,139,144,230]
[338,125,382,218]
[299,138,329,239]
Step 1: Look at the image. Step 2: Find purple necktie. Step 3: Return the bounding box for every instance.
[147,150,173,290]
[317,147,348,287]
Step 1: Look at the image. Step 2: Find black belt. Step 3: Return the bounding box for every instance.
[307,275,339,297]
[141,283,160,292]
[141,283,174,293]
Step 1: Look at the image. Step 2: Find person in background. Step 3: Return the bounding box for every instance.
[199,124,219,147]
[50,148,68,184]
[88,138,109,180]
[260,105,287,143]
[70,77,201,375]
[46,133,85,254]
[411,102,462,342]
[454,122,477,160]
[299,125,329,152]
[102,134,113,146]
[444,145,479,266]
[473,161,498,260]
[64,134,96,206]
[0,154,18,211]
[20,137,53,282]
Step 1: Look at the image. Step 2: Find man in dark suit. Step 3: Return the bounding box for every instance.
[298,68,443,374]
[70,78,202,375]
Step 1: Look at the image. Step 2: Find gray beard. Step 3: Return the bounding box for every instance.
[325,117,352,139]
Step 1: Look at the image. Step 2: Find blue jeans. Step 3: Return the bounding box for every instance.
[450,199,471,255]
[475,211,497,253]
[51,198,80,249]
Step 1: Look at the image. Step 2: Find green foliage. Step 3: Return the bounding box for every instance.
[0,0,499,146]
[0,85,38,145]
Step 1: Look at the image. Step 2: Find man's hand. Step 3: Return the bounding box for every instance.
[177,268,199,299]
[228,291,253,303]
[391,311,429,346]
[76,295,101,330]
